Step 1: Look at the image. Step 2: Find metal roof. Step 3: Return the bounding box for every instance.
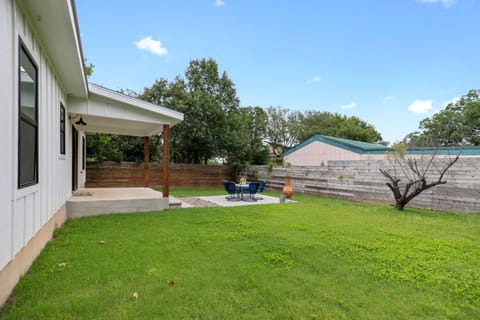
[283,135,390,156]
[283,135,480,157]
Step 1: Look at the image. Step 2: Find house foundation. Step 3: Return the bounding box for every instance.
[0,206,67,306]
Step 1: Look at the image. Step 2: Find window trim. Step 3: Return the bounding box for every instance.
[82,136,86,170]
[18,39,39,189]
[60,103,66,155]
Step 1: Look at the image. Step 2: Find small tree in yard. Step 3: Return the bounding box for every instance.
[380,143,461,211]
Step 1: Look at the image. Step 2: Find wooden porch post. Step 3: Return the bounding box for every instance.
[144,136,150,187]
[162,124,170,197]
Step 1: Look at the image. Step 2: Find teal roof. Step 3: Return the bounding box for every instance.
[283,135,390,156]
[407,146,480,155]
[282,135,480,157]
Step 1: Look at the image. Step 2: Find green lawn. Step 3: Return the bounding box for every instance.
[1,191,479,319]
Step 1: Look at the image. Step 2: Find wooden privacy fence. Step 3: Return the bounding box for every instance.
[242,158,480,213]
[86,162,235,188]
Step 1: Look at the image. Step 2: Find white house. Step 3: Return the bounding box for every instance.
[0,0,183,305]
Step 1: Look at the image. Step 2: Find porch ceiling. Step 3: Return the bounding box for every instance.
[72,114,166,137]
[68,84,184,137]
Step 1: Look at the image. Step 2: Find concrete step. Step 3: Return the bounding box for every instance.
[168,196,183,209]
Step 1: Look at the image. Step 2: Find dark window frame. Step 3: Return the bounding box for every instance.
[60,103,66,155]
[82,136,86,170]
[18,39,39,189]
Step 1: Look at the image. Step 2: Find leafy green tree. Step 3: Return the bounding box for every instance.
[406,89,480,146]
[86,133,123,162]
[298,111,382,143]
[264,107,301,157]
[245,106,270,164]
[84,59,94,77]
[463,98,480,145]
[86,133,163,163]
[141,77,189,163]
[141,59,244,164]
[264,107,383,157]
[224,106,269,165]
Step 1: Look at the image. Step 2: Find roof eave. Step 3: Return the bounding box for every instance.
[88,83,184,126]
[18,0,88,98]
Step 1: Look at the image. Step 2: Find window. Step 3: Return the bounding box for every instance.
[18,41,38,188]
[60,104,66,155]
[82,136,86,170]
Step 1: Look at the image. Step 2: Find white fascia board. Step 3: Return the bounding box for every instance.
[88,83,184,125]
[19,0,88,98]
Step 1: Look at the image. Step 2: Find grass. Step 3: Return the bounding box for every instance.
[1,191,479,319]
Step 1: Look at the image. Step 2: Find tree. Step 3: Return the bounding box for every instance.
[406,89,480,146]
[141,59,245,164]
[264,107,301,157]
[86,133,163,163]
[298,111,382,143]
[224,106,269,165]
[264,107,383,157]
[86,133,123,162]
[379,143,460,211]
[84,59,94,77]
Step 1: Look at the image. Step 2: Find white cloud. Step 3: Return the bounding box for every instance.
[444,96,460,107]
[408,100,433,114]
[134,36,168,56]
[214,0,225,7]
[306,76,321,84]
[416,0,456,8]
[340,102,357,110]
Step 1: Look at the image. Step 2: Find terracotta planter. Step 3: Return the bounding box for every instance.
[281,177,294,199]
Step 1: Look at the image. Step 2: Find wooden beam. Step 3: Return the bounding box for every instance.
[144,136,150,187]
[162,124,170,197]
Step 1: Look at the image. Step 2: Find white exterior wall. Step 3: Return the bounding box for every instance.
[0,0,73,270]
[283,141,386,166]
[0,0,15,271]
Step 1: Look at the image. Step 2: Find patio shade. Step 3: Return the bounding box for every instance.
[68,83,183,136]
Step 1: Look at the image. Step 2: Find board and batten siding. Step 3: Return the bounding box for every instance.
[0,0,75,271]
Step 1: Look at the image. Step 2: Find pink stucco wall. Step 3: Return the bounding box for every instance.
[283,141,386,165]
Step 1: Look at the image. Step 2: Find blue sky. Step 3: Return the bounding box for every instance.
[76,0,480,144]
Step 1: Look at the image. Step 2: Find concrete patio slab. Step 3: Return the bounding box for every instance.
[198,194,294,207]
[67,187,169,218]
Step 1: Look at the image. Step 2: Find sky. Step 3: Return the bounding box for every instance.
[76,0,480,144]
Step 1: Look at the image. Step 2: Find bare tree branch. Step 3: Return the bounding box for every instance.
[380,147,461,211]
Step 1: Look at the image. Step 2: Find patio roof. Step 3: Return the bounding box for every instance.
[68,84,184,137]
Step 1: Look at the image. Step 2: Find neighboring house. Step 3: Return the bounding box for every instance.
[283,135,389,165]
[283,135,480,166]
[0,0,183,305]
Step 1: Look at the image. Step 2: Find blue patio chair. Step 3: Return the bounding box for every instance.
[224,181,240,201]
[244,182,259,201]
[253,180,266,200]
